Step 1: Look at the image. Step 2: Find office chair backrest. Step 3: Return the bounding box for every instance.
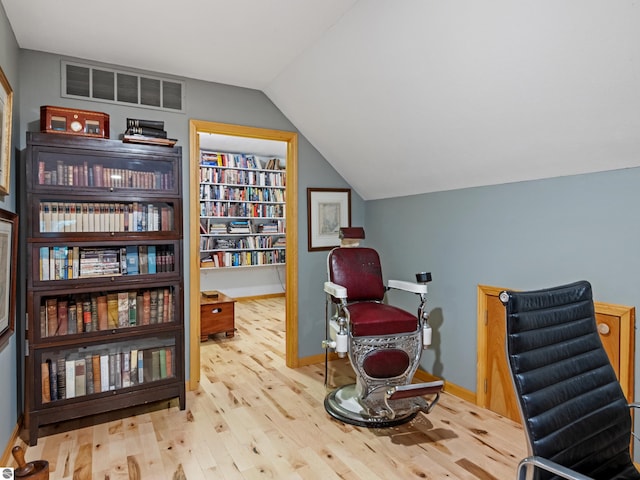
[502,281,636,480]
[328,247,385,302]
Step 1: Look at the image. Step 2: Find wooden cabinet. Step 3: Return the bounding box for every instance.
[23,132,185,445]
[198,150,286,268]
[200,291,236,340]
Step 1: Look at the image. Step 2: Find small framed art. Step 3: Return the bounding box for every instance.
[307,188,351,251]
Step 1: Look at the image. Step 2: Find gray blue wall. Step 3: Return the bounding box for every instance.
[367,166,640,398]
[0,0,20,454]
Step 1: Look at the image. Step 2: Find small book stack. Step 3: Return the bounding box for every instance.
[123,118,177,147]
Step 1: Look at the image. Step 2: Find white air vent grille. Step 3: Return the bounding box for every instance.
[62,61,184,112]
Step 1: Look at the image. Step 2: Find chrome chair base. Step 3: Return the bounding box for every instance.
[324,384,419,428]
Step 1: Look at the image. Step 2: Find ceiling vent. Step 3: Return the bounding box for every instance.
[61,61,184,112]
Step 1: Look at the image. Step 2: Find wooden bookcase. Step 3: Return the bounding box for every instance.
[23,132,185,445]
[198,150,286,268]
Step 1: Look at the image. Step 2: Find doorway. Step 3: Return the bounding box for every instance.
[188,120,299,388]
[476,284,636,422]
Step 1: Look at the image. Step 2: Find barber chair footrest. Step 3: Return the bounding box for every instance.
[325,381,443,428]
[385,381,443,417]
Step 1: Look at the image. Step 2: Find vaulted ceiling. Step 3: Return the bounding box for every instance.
[3,1,639,200]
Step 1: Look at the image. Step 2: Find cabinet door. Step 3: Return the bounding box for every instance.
[33,334,178,408]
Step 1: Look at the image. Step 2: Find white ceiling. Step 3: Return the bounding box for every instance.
[3,0,640,200]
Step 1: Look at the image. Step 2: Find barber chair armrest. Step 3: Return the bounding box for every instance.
[517,456,593,480]
[387,279,428,295]
[324,281,348,299]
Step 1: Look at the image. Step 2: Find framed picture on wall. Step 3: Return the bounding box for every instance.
[307,188,351,251]
[0,208,17,347]
[0,65,13,195]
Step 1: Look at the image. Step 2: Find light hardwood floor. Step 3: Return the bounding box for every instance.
[11,297,527,479]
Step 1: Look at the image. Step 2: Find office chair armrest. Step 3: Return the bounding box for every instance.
[387,279,428,295]
[324,281,348,299]
[517,456,593,480]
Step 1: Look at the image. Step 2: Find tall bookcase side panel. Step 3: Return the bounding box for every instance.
[198,150,286,269]
[24,132,185,445]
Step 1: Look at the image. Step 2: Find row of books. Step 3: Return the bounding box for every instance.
[39,245,175,281]
[199,201,285,219]
[37,160,174,190]
[201,152,263,169]
[200,166,286,187]
[200,219,284,235]
[200,235,285,252]
[41,346,174,403]
[39,201,174,233]
[199,184,285,203]
[200,249,286,268]
[40,287,175,338]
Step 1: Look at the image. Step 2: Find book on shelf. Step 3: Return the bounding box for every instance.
[117,292,129,328]
[57,358,66,400]
[128,291,137,326]
[92,355,101,394]
[46,298,57,337]
[97,295,108,331]
[75,359,86,396]
[130,350,138,386]
[147,245,157,274]
[85,355,94,395]
[138,246,148,274]
[65,360,76,399]
[122,351,131,388]
[125,126,167,138]
[100,355,109,392]
[49,359,58,401]
[107,293,119,329]
[41,362,51,403]
[126,118,165,130]
[123,133,177,147]
[126,246,139,275]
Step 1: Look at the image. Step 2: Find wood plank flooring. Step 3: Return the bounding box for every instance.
[11,297,527,479]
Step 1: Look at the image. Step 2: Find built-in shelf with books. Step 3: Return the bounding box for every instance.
[199,150,286,269]
[23,132,185,445]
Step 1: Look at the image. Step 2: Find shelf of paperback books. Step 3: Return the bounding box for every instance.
[199,150,286,270]
[31,241,178,285]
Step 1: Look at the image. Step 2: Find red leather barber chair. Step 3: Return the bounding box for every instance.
[322,228,443,427]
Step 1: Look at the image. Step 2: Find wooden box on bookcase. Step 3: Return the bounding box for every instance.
[23,132,185,445]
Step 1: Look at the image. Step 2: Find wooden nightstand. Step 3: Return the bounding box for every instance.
[200,291,236,341]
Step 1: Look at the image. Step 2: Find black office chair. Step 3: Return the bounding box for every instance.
[499,280,640,480]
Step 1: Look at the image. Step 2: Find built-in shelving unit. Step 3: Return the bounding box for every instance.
[199,150,286,269]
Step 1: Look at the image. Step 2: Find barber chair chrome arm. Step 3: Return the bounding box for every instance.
[387,278,432,347]
[322,281,349,358]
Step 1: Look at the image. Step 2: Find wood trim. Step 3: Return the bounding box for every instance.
[476,285,501,409]
[234,293,286,301]
[594,300,636,401]
[188,120,299,388]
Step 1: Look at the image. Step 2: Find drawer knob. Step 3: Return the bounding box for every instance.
[597,323,610,335]
[211,308,221,314]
